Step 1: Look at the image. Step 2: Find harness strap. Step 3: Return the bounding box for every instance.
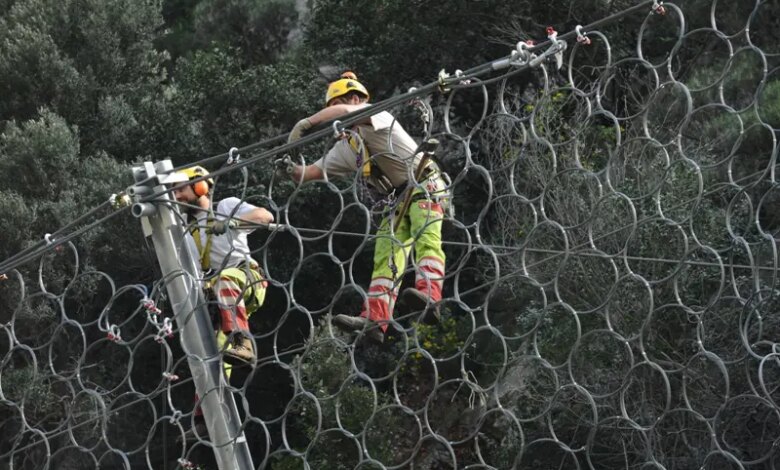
[348,134,372,178]
[190,217,266,314]
[350,133,442,196]
[190,219,213,271]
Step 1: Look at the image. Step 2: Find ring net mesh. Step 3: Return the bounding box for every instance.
[3,0,780,468]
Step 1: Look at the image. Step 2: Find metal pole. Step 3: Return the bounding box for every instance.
[131,160,254,470]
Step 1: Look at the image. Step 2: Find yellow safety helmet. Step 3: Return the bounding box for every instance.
[325,71,369,105]
[180,165,214,196]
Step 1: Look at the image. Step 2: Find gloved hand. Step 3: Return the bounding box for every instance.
[287,118,312,144]
[274,155,295,180]
[208,219,240,235]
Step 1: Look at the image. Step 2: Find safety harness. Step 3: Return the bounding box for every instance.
[190,218,266,313]
[350,134,396,195]
[348,134,452,281]
[349,133,446,200]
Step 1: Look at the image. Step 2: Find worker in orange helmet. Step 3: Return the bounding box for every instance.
[173,165,274,364]
[173,165,275,443]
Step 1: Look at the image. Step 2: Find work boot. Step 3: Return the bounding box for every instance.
[332,314,368,331]
[401,288,441,324]
[178,420,208,444]
[332,314,384,343]
[223,334,255,366]
[362,324,385,344]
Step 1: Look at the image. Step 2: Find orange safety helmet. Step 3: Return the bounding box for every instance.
[180,165,214,197]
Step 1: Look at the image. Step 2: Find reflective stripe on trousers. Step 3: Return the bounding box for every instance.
[211,267,267,333]
[361,175,447,330]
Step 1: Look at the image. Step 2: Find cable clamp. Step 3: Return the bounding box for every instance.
[546,26,558,42]
[163,372,180,382]
[156,317,174,343]
[528,31,567,69]
[409,93,431,124]
[513,41,534,65]
[163,317,173,336]
[43,233,64,253]
[260,222,287,232]
[141,298,161,316]
[107,324,122,343]
[227,146,240,165]
[168,409,182,424]
[652,0,666,15]
[575,25,591,45]
[437,69,452,92]
[546,26,566,69]
[454,69,471,86]
[178,459,196,469]
[109,192,131,209]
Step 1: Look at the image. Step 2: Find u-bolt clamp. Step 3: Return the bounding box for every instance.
[576,25,591,45]
[227,147,240,165]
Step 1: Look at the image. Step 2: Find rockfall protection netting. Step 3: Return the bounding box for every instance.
[3,0,780,468]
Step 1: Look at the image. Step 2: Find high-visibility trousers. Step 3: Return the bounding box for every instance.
[195,265,267,412]
[360,174,449,331]
[212,266,266,378]
[211,266,266,333]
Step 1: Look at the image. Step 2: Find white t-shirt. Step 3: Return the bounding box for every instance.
[192,197,258,270]
[312,110,421,192]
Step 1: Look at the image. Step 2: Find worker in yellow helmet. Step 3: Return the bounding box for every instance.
[278,72,450,343]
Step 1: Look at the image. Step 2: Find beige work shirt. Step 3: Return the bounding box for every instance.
[312,110,422,193]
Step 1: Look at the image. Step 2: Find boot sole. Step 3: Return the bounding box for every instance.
[333,316,384,344]
[401,290,441,324]
[362,327,385,344]
[332,316,366,332]
[222,353,254,367]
